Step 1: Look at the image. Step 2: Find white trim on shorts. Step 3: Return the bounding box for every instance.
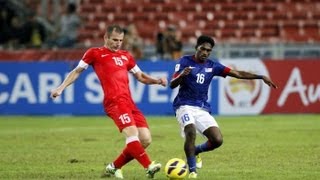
[175,105,219,137]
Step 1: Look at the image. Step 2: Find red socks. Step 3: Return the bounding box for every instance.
[113,137,151,169]
[113,148,134,168]
[126,140,151,168]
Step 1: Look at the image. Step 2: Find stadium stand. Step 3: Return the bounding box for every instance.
[1,0,320,60]
[77,0,320,45]
[76,0,320,59]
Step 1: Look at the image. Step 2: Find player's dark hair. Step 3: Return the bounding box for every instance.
[105,25,124,37]
[195,35,215,48]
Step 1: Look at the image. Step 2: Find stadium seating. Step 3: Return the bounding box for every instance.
[77,0,320,46]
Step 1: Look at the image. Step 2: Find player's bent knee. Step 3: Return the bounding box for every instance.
[208,136,223,149]
[213,137,223,148]
[140,138,152,148]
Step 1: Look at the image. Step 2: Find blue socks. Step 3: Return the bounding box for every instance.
[187,156,196,173]
[195,141,213,155]
[188,141,213,172]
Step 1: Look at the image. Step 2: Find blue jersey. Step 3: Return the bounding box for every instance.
[172,55,230,113]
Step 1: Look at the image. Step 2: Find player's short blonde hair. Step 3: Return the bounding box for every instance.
[105,25,124,37]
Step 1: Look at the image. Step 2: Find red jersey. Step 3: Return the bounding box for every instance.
[81,46,137,109]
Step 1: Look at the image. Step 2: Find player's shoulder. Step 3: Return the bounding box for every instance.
[118,49,130,54]
[178,55,193,63]
[206,57,221,65]
[85,46,105,54]
[88,46,103,51]
[180,55,193,60]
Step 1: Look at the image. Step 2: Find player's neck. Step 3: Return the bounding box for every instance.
[104,45,118,52]
[192,55,205,64]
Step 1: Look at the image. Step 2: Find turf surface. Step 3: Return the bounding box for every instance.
[0,115,319,179]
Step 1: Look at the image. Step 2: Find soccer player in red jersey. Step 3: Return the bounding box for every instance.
[50,25,167,179]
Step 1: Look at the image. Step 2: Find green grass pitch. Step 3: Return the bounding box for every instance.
[0,115,319,180]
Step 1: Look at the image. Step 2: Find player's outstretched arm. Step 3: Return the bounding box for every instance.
[133,71,167,87]
[260,75,278,88]
[50,67,85,99]
[227,69,278,89]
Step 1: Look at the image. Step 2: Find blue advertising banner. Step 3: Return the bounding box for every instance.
[0,61,219,115]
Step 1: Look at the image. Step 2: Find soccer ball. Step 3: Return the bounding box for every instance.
[164,158,188,179]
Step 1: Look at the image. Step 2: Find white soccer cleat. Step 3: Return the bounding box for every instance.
[101,163,123,179]
[188,172,198,178]
[146,161,161,179]
[196,155,202,169]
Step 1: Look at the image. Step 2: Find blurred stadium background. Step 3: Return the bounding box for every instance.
[1,0,320,59]
[0,0,319,115]
[76,0,320,59]
[1,2,319,179]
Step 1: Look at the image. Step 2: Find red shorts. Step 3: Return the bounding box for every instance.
[106,102,148,132]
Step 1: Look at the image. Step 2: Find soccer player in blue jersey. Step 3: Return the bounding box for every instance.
[170,35,277,178]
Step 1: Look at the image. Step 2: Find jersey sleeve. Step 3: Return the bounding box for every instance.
[222,66,231,77]
[129,65,141,74]
[77,60,89,69]
[81,48,96,65]
[126,52,137,71]
[214,61,231,77]
[172,57,187,78]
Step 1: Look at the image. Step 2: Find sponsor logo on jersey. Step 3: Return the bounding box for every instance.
[205,68,212,72]
[175,64,180,72]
